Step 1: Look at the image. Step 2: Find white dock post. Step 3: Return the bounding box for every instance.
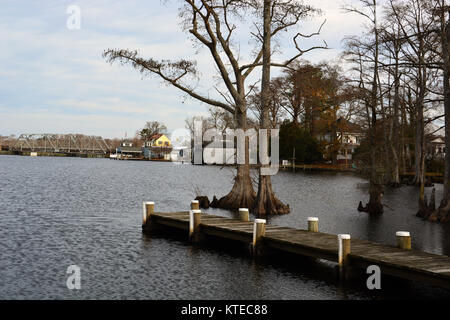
[142,201,154,225]
[338,234,351,267]
[308,217,319,232]
[396,231,411,250]
[252,219,266,254]
[189,209,202,242]
[191,200,200,210]
[338,234,351,280]
[238,208,250,222]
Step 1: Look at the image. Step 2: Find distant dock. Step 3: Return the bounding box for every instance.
[280,163,355,172]
[142,201,450,289]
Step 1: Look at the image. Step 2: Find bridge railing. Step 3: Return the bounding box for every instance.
[10,134,112,154]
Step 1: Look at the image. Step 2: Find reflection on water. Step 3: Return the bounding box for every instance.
[0,155,449,299]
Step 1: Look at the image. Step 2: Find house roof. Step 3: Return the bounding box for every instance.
[148,133,164,141]
[430,135,445,144]
[336,117,363,133]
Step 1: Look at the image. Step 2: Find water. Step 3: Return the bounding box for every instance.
[1,155,450,299]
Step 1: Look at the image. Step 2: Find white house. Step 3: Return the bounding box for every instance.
[171,146,190,162]
[428,136,445,159]
[318,118,364,164]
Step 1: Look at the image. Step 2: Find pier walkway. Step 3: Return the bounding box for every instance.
[142,203,450,289]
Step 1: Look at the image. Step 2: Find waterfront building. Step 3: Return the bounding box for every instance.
[318,118,364,165]
[143,134,173,160]
[115,140,143,159]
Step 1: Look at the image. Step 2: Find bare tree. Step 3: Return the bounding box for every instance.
[344,0,384,214]
[105,1,262,209]
[247,79,286,129]
[254,0,289,215]
[104,0,324,213]
[139,121,168,140]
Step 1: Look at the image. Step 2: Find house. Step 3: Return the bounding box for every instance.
[121,139,133,147]
[171,146,190,162]
[144,134,171,148]
[115,140,143,159]
[318,118,364,165]
[143,134,173,160]
[427,135,445,160]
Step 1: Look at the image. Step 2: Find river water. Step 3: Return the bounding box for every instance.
[1,155,450,299]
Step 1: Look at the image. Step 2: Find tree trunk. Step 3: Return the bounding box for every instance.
[413,103,425,187]
[442,20,450,222]
[214,107,256,210]
[357,0,383,215]
[331,125,338,166]
[253,0,290,216]
[388,42,401,187]
[358,144,384,214]
[424,10,450,223]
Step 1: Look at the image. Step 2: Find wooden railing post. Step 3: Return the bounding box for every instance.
[238,208,250,222]
[191,200,199,210]
[189,209,202,242]
[396,231,411,250]
[308,217,319,232]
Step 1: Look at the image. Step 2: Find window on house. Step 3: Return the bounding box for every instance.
[158,141,162,145]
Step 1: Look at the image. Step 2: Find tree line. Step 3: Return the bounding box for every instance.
[104,0,450,222]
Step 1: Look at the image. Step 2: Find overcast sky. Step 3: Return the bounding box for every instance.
[0,0,366,139]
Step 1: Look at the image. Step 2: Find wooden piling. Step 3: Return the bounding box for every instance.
[396,231,411,250]
[189,209,202,242]
[252,219,266,254]
[142,201,154,225]
[191,200,200,210]
[338,234,351,267]
[238,208,250,222]
[308,217,319,232]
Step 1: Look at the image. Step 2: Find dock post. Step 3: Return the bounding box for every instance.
[191,200,200,210]
[338,234,351,280]
[142,201,154,226]
[238,208,250,222]
[252,219,266,255]
[308,217,319,232]
[396,231,411,250]
[189,209,202,242]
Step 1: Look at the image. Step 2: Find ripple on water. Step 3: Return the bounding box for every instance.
[1,155,450,299]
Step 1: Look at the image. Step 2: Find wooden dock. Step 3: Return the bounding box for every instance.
[280,163,354,172]
[142,202,450,289]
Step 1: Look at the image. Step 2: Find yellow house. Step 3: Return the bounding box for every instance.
[144,134,171,148]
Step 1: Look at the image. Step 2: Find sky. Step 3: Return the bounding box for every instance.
[0,0,366,139]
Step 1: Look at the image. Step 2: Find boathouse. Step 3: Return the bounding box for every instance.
[115,140,143,159]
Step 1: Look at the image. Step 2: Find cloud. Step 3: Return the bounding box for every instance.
[0,0,366,138]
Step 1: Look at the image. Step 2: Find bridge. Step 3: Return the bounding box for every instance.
[9,134,112,154]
